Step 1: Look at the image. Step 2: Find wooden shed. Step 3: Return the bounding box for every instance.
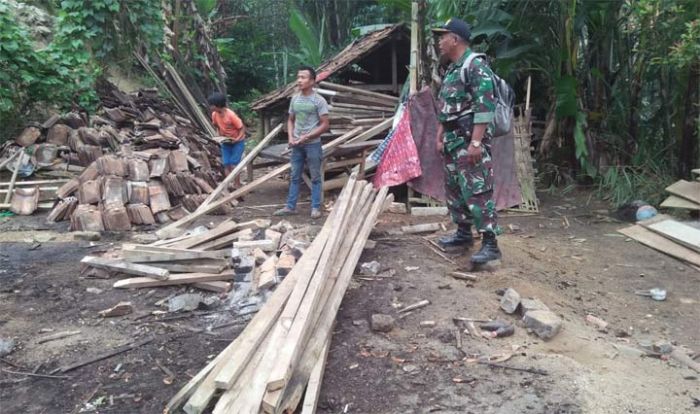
[251,24,410,136]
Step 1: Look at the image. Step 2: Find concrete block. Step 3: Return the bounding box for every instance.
[523,310,562,340]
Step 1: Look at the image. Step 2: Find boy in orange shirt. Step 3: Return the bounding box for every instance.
[208,92,247,188]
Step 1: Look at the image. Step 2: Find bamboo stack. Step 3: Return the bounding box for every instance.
[164,175,392,414]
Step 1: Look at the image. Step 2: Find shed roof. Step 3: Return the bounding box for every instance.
[251,23,408,111]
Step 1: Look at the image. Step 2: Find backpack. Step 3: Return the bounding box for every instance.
[460,53,515,137]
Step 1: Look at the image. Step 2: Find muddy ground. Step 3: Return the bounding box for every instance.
[0,175,698,414]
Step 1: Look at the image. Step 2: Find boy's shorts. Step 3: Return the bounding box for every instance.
[221,140,246,166]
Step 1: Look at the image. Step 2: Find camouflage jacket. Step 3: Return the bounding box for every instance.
[437,49,497,126]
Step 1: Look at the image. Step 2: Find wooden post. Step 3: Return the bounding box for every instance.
[3,152,26,204]
[409,0,419,95]
[525,75,532,111]
[391,40,398,94]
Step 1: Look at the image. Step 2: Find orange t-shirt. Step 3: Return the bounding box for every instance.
[212,108,244,140]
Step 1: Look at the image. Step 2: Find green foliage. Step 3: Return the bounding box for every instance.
[289,6,325,67]
[1,0,165,142]
[597,164,675,208]
[0,2,97,140]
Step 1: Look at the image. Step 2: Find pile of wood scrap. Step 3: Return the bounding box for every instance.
[165,175,392,414]
[317,81,397,138]
[80,218,309,294]
[0,82,222,222]
[619,214,700,270]
[660,170,700,211]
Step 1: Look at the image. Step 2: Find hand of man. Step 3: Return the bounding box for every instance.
[288,134,298,147]
[466,143,483,165]
[436,138,444,154]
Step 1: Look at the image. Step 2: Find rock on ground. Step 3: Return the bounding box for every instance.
[523,310,562,339]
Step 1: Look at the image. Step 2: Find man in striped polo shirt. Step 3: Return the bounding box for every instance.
[274,66,330,219]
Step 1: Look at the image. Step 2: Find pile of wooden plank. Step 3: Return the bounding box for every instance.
[317,81,397,138]
[660,170,700,211]
[164,175,392,414]
[80,217,308,294]
[619,214,700,270]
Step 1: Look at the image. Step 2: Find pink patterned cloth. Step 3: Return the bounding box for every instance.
[373,108,422,188]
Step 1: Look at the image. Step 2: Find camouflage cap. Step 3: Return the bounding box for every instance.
[431,17,471,42]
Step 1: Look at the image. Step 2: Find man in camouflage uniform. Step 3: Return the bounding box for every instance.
[432,18,501,264]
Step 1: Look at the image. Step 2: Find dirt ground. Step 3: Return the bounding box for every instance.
[0,175,698,414]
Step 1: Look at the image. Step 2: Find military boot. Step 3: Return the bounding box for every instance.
[437,226,474,250]
[470,231,502,264]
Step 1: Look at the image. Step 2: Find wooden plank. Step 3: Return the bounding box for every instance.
[665,180,700,205]
[81,256,169,280]
[181,240,314,414]
[264,177,359,393]
[300,339,330,414]
[269,189,391,413]
[660,195,700,210]
[618,225,700,268]
[345,118,392,145]
[146,260,228,274]
[156,128,364,239]
[194,229,250,252]
[170,219,238,249]
[319,81,398,103]
[192,281,231,293]
[330,102,395,112]
[212,223,333,390]
[210,330,274,414]
[156,163,290,239]
[112,271,235,289]
[0,202,53,210]
[121,244,230,261]
[645,219,700,253]
[197,123,283,212]
[4,152,26,204]
[0,179,68,187]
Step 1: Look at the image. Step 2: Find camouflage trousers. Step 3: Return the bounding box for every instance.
[442,126,499,234]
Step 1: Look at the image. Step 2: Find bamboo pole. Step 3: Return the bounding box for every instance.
[409,0,419,95]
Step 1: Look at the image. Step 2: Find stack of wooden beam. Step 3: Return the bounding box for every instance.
[619,214,700,270]
[660,170,700,212]
[317,81,398,138]
[164,175,392,414]
[79,217,304,294]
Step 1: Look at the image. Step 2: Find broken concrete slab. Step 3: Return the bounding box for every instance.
[500,288,521,314]
[523,310,562,340]
[371,314,395,333]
